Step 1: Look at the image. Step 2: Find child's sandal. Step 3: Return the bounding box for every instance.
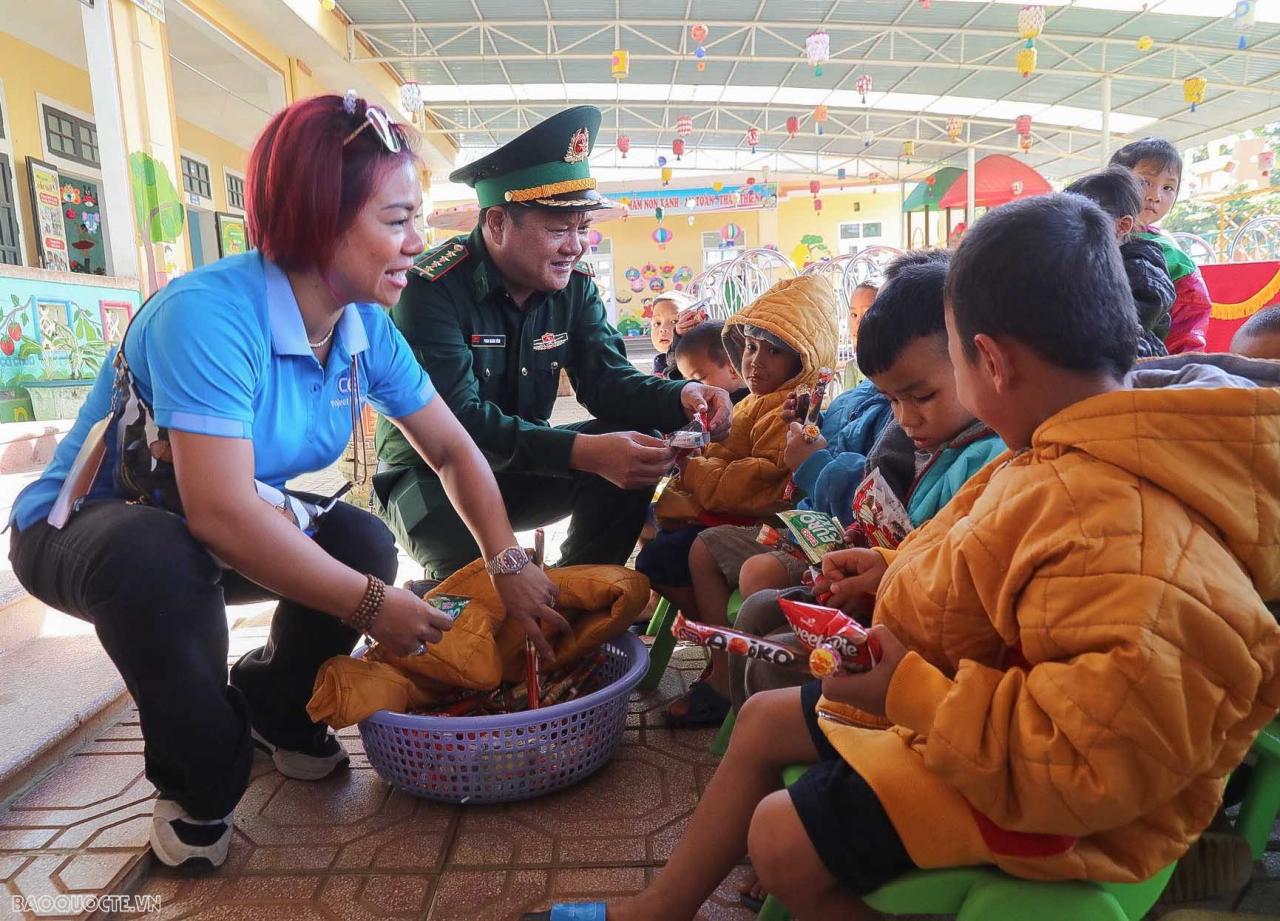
[521,903,607,921]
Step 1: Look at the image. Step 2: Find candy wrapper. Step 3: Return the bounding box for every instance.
[847,468,912,550]
[672,613,811,672]
[756,523,810,563]
[669,409,710,450]
[430,594,471,622]
[808,368,833,424]
[775,509,847,565]
[777,597,881,673]
[792,384,813,423]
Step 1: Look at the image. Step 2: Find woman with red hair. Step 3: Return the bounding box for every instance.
[7,93,563,870]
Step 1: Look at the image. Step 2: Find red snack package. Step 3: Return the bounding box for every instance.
[671,613,810,672]
[777,597,881,672]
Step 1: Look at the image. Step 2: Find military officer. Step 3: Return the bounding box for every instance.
[374,105,733,580]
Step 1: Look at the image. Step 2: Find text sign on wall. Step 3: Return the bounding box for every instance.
[620,183,778,218]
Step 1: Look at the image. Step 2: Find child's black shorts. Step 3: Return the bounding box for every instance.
[635,524,706,587]
[787,680,917,896]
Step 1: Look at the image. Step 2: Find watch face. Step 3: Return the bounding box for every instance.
[493,547,528,574]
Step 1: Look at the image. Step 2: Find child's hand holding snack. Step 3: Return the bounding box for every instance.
[784,420,827,471]
[675,304,708,336]
[819,624,907,717]
[821,547,888,610]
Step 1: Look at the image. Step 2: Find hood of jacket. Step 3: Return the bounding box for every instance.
[722,274,839,392]
[1034,353,1280,600]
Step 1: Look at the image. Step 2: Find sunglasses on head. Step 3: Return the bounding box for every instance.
[342,105,403,153]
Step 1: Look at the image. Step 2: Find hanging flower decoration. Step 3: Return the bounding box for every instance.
[1015,5,1044,78]
[856,74,873,105]
[721,223,741,243]
[617,135,630,158]
[611,49,630,79]
[786,116,800,139]
[676,115,693,137]
[1234,0,1256,49]
[1184,76,1207,112]
[809,179,821,197]
[814,105,829,136]
[1137,35,1154,52]
[661,166,673,186]
[805,29,831,77]
[901,140,915,162]
[946,117,963,142]
[673,139,686,160]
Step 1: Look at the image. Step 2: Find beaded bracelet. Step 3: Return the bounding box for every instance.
[348,574,386,634]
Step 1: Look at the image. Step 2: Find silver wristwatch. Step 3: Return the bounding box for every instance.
[485,546,530,576]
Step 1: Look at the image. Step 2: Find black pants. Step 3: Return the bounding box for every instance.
[9,498,398,821]
[375,418,655,580]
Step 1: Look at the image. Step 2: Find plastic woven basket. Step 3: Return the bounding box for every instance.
[356,631,648,804]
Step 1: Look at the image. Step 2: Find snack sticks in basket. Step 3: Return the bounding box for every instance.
[525,528,546,710]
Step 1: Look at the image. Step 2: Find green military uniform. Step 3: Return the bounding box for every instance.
[374,106,689,578]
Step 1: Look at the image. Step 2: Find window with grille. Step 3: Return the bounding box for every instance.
[42,106,99,168]
[182,156,212,200]
[226,172,245,211]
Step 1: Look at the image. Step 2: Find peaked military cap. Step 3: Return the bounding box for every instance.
[449,105,614,211]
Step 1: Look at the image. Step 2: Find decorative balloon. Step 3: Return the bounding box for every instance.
[786,116,800,139]
[814,105,829,136]
[747,126,760,153]
[1136,35,1154,52]
[946,117,963,142]
[611,49,630,79]
[1184,76,1207,112]
[661,166,673,185]
[673,138,686,160]
[651,227,672,250]
[587,229,603,252]
[856,74,873,105]
[721,222,741,243]
[805,29,831,77]
[676,115,693,136]
[616,135,630,158]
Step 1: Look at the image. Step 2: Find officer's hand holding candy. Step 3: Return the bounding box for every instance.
[570,431,677,490]
[680,381,734,441]
[370,587,457,657]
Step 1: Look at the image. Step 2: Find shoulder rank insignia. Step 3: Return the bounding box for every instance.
[572,259,594,277]
[412,241,469,281]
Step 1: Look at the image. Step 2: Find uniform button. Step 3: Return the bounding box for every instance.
[521,367,528,376]
[483,368,491,379]
[551,361,559,370]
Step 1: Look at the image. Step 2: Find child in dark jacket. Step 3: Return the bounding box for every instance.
[1111,137,1211,354]
[1065,166,1175,358]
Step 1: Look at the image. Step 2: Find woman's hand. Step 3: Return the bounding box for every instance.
[783,420,827,472]
[819,625,908,717]
[370,586,455,656]
[494,564,570,660]
[821,548,888,611]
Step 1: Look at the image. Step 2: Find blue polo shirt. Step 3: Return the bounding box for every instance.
[11,252,435,531]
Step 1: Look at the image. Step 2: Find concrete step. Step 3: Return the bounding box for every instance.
[0,421,71,475]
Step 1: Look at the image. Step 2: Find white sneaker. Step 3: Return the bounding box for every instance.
[149,799,232,869]
[251,728,350,781]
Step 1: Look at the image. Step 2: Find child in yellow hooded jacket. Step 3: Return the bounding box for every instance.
[529,194,1280,921]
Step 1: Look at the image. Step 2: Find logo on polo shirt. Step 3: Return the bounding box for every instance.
[532,331,569,351]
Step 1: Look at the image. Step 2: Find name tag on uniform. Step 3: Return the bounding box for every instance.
[471,334,506,348]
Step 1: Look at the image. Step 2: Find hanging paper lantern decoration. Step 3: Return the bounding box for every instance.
[836,167,847,189]
[747,127,761,153]
[653,227,672,250]
[1015,114,1033,137]
[1016,45,1038,78]
[813,198,823,213]
[611,49,630,79]
[661,166,673,186]
[654,206,665,223]
[721,222,741,243]
[676,115,693,137]
[1234,0,1256,49]
[926,175,937,187]
[946,117,963,142]
[814,105,829,136]
[320,0,336,10]
[901,140,915,161]
[658,155,668,167]
[746,176,756,186]
[809,179,821,197]
[1012,180,1025,197]
[691,23,709,43]
[805,29,830,77]
[1260,150,1276,178]
[399,82,425,114]
[1019,134,1033,153]
[587,229,603,252]
[695,47,707,71]
[863,129,874,148]
[1184,76,1207,112]
[673,138,686,160]
[616,135,630,158]
[856,74,873,105]
[786,116,800,139]
[712,181,724,193]
[1017,5,1045,42]
[1137,35,1154,52]
[921,0,931,8]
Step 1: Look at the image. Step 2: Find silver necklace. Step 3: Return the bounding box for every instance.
[308,326,335,349]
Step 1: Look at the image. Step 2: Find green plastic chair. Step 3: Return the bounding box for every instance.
[1236,717,1280,859]
[756,763,1177,921]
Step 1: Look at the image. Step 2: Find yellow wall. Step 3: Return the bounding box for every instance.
[0,32,96,266]
[775,187,908,266]
[176,119,250,214]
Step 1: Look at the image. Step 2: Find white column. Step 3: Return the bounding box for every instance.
[80,0,139,280]
[1100,75,1113,168]
[966,144,977,225]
